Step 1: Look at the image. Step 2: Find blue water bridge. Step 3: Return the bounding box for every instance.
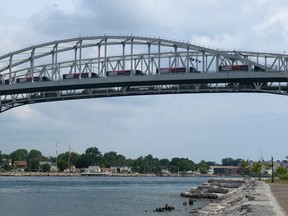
[1,34,288,112]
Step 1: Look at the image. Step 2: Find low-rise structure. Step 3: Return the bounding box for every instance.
[209,166,241,175]
[84,166,101,173]
[13,161,27,171]
[110,165,131,173]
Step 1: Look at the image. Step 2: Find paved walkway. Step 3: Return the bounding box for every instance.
[269,183,288,215]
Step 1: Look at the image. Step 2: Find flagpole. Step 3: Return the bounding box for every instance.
[56,142,58,172]
[68,143,71,172]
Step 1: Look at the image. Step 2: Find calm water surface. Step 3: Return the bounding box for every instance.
[0,176,211,216]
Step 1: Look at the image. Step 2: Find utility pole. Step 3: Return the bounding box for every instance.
[68,144,71,172]
[271,156,274,183]
[55,142,58,172]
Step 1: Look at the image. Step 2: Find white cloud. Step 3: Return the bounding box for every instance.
[1,0,288,162]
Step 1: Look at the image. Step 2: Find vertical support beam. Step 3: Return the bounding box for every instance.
[202,51,205,73]
[97,44,101,75]
[205,55,208,72]
[151,57,154,73]
[186,46,189,73]
[140,56,143,72]
[158,40,161,72]
[196,52,199,71]
[30,48,35,81]
[130,38,134,75]
[51,43,57,80]
[104,38,107,74]
[122,42,125,70]
[174,45,177,67]
[74,45,77,74]
[9,55,13,84]
[148,43,151,74]
[79,40,82,74]
[216,53,219,72]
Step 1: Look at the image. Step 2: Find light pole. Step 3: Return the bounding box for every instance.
[271,156,274,183]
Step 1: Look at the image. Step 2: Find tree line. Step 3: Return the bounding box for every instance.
[0,147,216,173]
[1,147,287,178]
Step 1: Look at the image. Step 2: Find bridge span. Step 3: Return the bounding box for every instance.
[1,34,288,113]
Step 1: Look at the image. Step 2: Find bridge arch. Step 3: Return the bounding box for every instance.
[1,34,288,112]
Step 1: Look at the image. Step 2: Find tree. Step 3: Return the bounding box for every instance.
[177,158,196,173]
[10,149,28,162]
[251,161,262,180]
[102,151,118,167]
[40,163,51,172]
[133,154,160,174]
[115,154,126,165]
[170,157,181,173]
[197,160,210,174]
[27,149,43,172]
[222,157,241,166]
[57,152,81,170]
[159,158,171,168]
[240,159,251,176]
[276,166,288,177]
[80,147,103,167]
[57,158,68,172]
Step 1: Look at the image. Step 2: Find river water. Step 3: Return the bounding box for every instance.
[0,176,211,216]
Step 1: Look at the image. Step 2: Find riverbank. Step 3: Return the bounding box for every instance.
[0,171,217,177]
[0,172,159,177]
[181,178,286,215]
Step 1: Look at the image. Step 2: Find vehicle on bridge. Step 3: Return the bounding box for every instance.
[218,65,249,71]
[16,76,50,83]
[62,72,98,79]
[156,67,199,74]
[106,70,144,76]
[218,65,266,72]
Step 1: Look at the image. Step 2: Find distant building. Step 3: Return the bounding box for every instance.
[281,161,288,168]
[161,169,171,175]
[101,168,110,173]
[209,166,241,175]
[85,166,101,173]
[110,165,131,173]
[13,161,27,171]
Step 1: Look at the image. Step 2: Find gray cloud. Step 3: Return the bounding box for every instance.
[1,0,288,163]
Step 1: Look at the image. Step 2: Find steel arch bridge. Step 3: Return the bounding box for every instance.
[1,34,288,113]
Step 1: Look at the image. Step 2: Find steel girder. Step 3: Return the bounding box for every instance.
[1,34,288,113]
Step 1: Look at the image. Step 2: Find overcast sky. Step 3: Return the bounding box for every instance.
[1,0,288,163]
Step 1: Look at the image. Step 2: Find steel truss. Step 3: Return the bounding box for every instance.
[1,34,288,112]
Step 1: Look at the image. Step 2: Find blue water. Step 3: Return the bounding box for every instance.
[0,176,211,216]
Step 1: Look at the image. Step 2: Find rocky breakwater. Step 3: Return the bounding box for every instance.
[181,178,246,200]
[181,178,286,215]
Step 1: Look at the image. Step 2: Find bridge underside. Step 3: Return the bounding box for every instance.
[1,35,288,113]
[1,72,287,113]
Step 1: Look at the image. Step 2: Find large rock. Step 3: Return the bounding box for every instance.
[181,178,246,200]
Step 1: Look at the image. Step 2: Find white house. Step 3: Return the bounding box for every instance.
[85,166,101,173]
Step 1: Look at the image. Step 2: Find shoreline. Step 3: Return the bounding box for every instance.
[181,178,286,215]
[0,171,216,177]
